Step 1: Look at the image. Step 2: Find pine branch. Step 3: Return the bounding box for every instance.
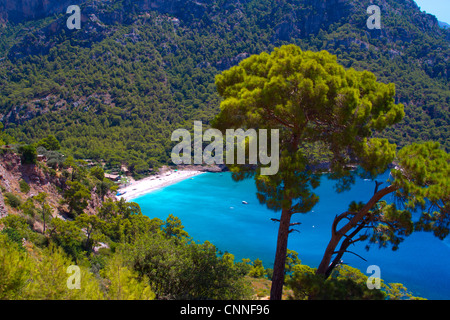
[332,249,367,262]
[271,218,302,227]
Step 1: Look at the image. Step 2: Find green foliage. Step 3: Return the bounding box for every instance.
[0,234,32,299]
[98,200,161,244]
[100,254,155,300]
[366,201,414,251]
[214,44,404,202]
[20,198,37,218]
[393,142,449,208]
[33,192,52,233]
[90,166,105,181]
[0,123,4,146]
[123,233,252,300]
[284,249,301,279]
[18,145,37,165]
[19,180,30,194]
[287,263,421,300]
[22,245,104,300]
[1,215,29,234]
[48,217,85,261]
[37,135,60,151]
[358,138,397,179]
[63,156,88,182]
[1,227,24,248]
[96,178,116,200]
[235,258,253,276]
[0,122,15,146]
[0,231,155,300]
[385,283,426,300]
[36,146,65,169]
[393,141,450,240]
[248,258,265,278]
[4,192,22,208]
[0,214,45,248]
[62,180,92,217]
[75,213,105,252]
[162,214,190,243]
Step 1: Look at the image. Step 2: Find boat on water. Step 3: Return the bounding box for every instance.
[242,201,248,205]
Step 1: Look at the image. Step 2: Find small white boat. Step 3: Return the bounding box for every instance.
[242,201,248,205]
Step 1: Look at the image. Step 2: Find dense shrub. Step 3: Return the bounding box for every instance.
[4,192,22,208]
[19,180,30,194]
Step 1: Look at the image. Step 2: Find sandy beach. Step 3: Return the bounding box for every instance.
[116,170,205,201]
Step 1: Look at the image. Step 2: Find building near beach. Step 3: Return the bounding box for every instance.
[105,173,120,181]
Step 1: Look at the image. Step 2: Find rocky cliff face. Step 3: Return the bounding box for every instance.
[4,0,353,60]
[0,0,205,24]
[2,0,443,39]
[0,191,6,219]
[0,0,79,24]
[0,150,65,214]
[0,150,113,227]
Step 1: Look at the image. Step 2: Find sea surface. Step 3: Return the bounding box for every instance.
[134,171,450,300]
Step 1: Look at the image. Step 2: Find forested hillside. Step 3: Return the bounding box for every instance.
[0,0,448,175]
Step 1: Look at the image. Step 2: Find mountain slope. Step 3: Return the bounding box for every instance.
[0,0,448,174]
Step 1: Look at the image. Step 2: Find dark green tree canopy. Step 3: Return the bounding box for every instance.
[393,142,450,240]
[213,44,405,202]
[37,135,61,151]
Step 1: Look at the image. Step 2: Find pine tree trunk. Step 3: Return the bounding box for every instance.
[316,235,340,277]
[270,208,292,300]
[316,184,398,278]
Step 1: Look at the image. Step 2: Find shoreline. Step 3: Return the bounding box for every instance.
[116,169,206,201]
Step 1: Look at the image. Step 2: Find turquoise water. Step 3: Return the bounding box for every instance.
[134,171,450,300]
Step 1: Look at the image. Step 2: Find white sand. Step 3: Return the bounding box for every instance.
[116,170,205,201]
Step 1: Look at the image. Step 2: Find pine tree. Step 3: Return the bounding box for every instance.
[316,141,449,278]
[213,44,405,300]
